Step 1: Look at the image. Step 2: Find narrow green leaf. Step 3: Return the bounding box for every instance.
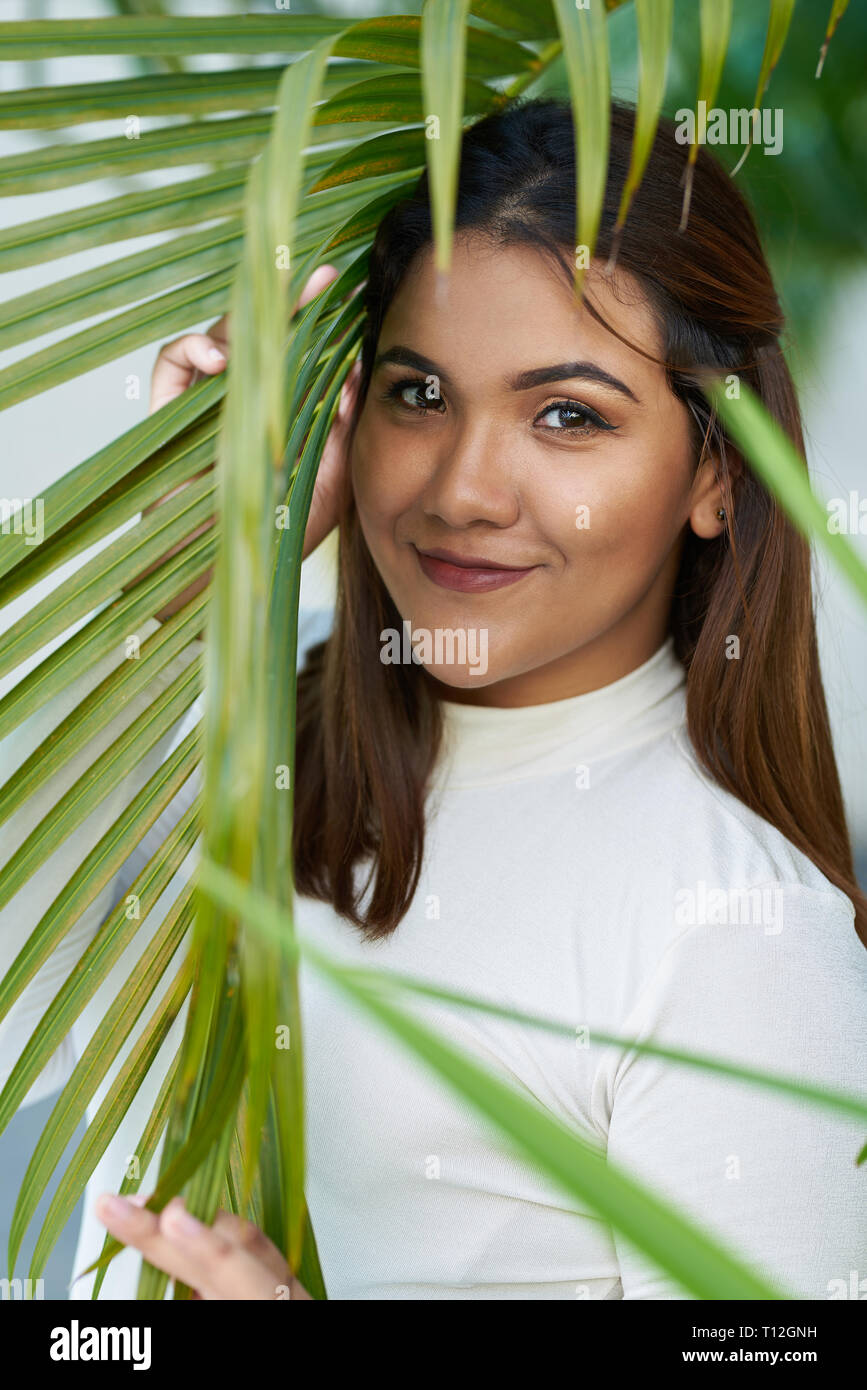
[90,1044,181,1298]
[0,15,535,79]
[206,859,867,1129]
[298,166,430,246]
[817,0,850,77]
[0,661,200,918]
[679,0,733,231]
[0,15,351,59]
[468,0,557,41]
[730,0,796,176]
[552,0,610,295]
[0,533,214,742]
[0,269,233,411]
[322,958,786,1297]
[315,68,493,129]
[29,960,192,1282]
[308,126,426,192]
[8,885,194,1274]
[0,422,218,609]
[706,377,867,608]
[0,167,407,345]
[752,0,797,104]
[0,66,285,128]
[283,317,364,473]
[0,769,200,1053]
[0,378,223,584]
[0,171,411,404]
[0,220,243,352]
[0,606,202,830]
[610,0,672,263]
[228,1090,264,1226]
[421,0,473,276]
[0,116,272,198]
[0,473,213,679]
[164,993,240,1302]
[164,39,338,1284]
[77,1000,245,1292]
[250,1088,325,1298]
[265,338,360,1274]
[0,60,425,131]
[0,169,245,275]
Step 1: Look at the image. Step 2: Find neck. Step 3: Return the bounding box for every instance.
[431,606,673,709]
[432,632,687,789]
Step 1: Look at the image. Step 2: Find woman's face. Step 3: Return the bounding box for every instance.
[350,233,725,705]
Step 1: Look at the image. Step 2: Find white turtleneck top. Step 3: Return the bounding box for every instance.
[1,612,865,1300]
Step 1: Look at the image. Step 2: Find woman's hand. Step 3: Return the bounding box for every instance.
[94,1192,313,1301]
[148,316,230,415]
[141,264,360,621]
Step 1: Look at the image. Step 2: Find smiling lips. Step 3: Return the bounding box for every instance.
[414,546,538,593]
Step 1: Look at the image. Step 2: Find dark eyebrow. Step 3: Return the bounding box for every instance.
[374,346,449,382]
[374,346,639,404]
[509,361,639,402]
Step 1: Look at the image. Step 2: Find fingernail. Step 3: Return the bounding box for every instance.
[97,1194,134,1223]
[207,347,225,362]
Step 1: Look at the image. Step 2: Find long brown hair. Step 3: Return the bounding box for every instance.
[294,97,867,947]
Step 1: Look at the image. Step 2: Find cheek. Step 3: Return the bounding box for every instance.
[538,441,693,585]
[350,416,418,538]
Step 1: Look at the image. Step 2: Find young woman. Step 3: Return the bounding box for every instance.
[3,98,865,1301]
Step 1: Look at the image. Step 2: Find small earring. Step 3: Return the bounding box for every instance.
[716,507,726,521]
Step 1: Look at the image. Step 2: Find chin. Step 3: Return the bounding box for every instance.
[420,661,498,688]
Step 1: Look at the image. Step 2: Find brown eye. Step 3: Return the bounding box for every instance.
[382,377,446,412]
[534,400,615,434]
[398,383,429,409]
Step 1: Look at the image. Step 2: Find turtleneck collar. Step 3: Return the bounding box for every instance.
[432,635,687,789]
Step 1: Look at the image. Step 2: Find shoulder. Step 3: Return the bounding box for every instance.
[632,883,865,1043]
[592,881,866,1118]
[588,722,866,1084]
[619,722,852,904]
[584,722,860,1015]
[594,720,858,970]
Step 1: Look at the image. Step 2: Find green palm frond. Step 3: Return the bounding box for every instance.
[817,0,851,78]
[609,0,672,266]
[678,0,732,231]
[0,1,859,1304]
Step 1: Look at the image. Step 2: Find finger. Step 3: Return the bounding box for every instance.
[158,333,227,376]
[95,1194,213,1296]
[150,334,227,414]
[97,1194,282,1300]
[211,1210,291,1284]
[156,1199,289,1300]
[294,263,339,315]
[337,358,362,421]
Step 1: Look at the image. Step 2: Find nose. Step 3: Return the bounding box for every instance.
[418,416,520,530]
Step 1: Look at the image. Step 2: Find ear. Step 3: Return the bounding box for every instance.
[688,448,741,539]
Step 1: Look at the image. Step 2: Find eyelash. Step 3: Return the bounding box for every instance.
[379,375,618,437]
